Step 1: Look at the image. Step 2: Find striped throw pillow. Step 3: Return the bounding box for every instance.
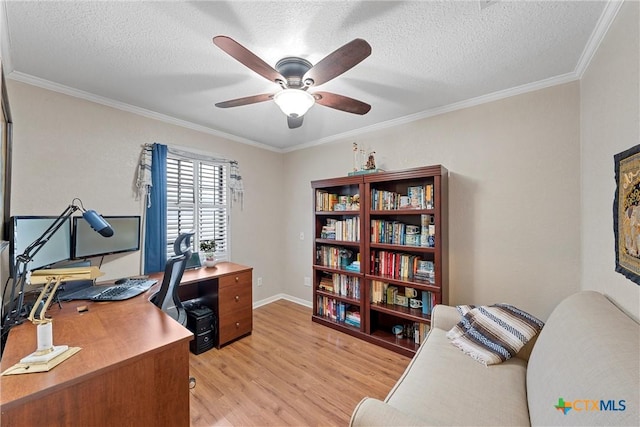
[446,304,544,366]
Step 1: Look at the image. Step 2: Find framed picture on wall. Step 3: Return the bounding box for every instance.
[0,62,12,245]
[613,144,640,285]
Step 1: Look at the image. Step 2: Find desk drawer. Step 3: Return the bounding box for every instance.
[218,270,252,346]
[219,271,252,290]
[219,310,252,346]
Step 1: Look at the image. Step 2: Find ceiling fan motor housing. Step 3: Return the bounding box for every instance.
[275,57,313,88]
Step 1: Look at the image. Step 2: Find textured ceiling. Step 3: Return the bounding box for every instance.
[2,1,611,151]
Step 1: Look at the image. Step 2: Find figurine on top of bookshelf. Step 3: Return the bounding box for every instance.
[348,144,383,176]
[365,151,376,170]
[353,142,359,172]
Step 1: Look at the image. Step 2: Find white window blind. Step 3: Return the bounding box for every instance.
[166,155,229,261]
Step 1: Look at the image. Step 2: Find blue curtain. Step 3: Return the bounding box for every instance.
[144,143,167,274]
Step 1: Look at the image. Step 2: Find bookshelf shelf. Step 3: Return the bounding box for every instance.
[370,302,432,323]
[370,209,436,216]
[312,315,362,333]
[369,242,436,253]
[366,274,439,291]
[311,165,448,356]
[369,330,420,356]
[315,289,360,305]
[315,239,360,247]
[315,210,360,215]
[313,265,363,276]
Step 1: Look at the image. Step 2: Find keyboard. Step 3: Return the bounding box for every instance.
[92,279,157,301]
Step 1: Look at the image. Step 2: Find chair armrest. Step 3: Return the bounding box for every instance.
[349,398,430,427]
[431,304,460,331]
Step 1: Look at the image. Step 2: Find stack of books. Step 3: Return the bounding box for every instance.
[321,219,337,239]
[414,260,435,283]
[344,260,360,272]
[420,214,435,247]
[344,310,361,328]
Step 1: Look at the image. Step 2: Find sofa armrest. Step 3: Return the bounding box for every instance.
[349,398,430,427]
[431,304,460,331]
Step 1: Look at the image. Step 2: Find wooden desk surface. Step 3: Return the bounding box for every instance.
[0,261,252,418]
[149,261,253,285]
[0,279,193,412]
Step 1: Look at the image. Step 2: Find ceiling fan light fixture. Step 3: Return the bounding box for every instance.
[273,89,315,117]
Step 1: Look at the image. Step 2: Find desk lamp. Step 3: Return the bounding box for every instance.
[0,198,112,356]
[20,267,104,364]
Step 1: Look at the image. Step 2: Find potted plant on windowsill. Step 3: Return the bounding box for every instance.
[199,240,217,268]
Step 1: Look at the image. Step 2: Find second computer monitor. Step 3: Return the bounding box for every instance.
[72,216,141,259]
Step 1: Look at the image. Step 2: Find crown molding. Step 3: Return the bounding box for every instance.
[7,71,282,153]
[285,71,580,153]
[9,68,582,156]
[575,0,624,79]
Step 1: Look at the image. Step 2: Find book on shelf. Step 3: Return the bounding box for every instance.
[316,296,360,327]
[316,245,358,269]
[331,272,360,298]
[415,260,435,283]
[420,214,435,247]
[386,286,398,306]
[370,280,389,304]
[407,186,424,209]
[321,217,360,241]
[344,310,361,328]
[370,250,428,281]
[316,190,360,211]
[420,290,436,315]
[344,260,360,272]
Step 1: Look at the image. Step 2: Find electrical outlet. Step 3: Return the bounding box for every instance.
[257,277,263,287]
[304,277,311,287]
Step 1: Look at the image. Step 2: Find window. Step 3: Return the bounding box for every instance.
[166,154,229,261]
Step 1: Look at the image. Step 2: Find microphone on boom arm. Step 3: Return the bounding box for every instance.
[82,209,114,237]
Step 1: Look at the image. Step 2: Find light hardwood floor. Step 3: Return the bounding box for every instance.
[189,299,411,426]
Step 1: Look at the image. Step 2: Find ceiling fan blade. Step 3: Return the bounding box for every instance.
[213,36,285,83]
[215,93,273,108]
[314,91,371,115]
[303,39,371,87]
[287,116,304,129]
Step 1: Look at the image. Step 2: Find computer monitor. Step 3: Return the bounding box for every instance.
[72,215,141,259]
[9,216,72,275]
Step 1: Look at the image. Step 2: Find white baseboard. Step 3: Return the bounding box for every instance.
[253,294,312,309]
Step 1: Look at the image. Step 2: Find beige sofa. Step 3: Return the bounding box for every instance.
[350,291,639,426]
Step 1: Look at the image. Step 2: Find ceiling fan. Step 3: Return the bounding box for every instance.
[213,36,372,129]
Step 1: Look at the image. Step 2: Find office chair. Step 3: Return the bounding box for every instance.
[150,254,189,326]
[174,231,194,257]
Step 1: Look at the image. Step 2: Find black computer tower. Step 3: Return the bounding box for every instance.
[186,306,215,355]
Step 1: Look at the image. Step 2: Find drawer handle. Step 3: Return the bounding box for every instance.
[235,276,239,282]
[235,322,240,328]
[235,295,240,302]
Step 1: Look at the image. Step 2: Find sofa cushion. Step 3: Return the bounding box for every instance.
[527,291,639,426]
[385,327,530,426]
[447,304,544,365]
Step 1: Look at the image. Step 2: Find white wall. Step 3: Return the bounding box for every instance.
[284,82,582,320]
[5,80,284,303]
[580,0,640,321]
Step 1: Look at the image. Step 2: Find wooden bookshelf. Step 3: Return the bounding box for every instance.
[311,165,448,356]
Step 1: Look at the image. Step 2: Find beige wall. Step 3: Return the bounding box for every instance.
[3,1,637,321]
[5,80,284,303]
[284,82,582,320]
[580,0,640,321]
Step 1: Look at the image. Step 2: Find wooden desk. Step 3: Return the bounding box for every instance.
[0,278,193,426]
[150,262,253,348]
